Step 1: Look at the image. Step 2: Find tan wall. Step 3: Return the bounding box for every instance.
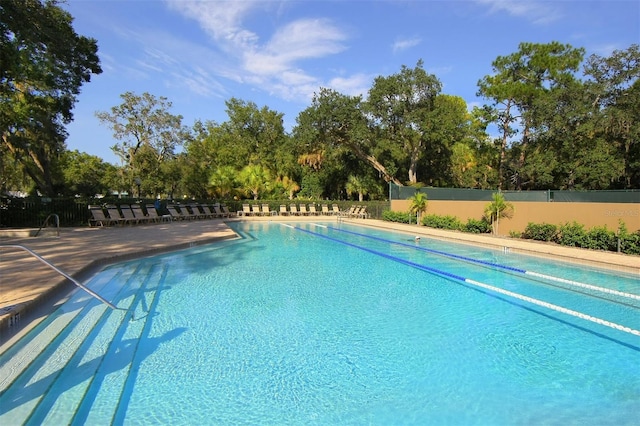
[391,200,640,236]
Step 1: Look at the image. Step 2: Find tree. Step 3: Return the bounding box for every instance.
[294,88,401,185]
[345,175,368,202]
[1,0,102,196]
[408,192,428,225]
[366,60,442,184]
[477,42,585,189]
[208,166,238,199]
[96,92,189,194]
[484,192,514,235]
[59,150,115,196]
[238,164,271,200]
[583,44,640,188]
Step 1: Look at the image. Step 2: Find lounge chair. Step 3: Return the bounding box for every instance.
[289,204,299,216]
[131,204,154,223]
[119,205,140,224]
[105,205,130,225]
[221,205,236,217]
[262,204,276,216]
[349,206,364,218]
[146,204,171,222]
[298,204,309,215]
[205,204,220,218]
[188,204,208,219]
[358,206,371,219]
[88,206,117,227]
[342,205,358,217]
[213,205,228,218]
[332,204,341,215]
[308,204,319,215]
[279,205,288,216]
[251,204,262,216]
[240,204,252,216]
[321,204,330,215]
[167,205,187,220]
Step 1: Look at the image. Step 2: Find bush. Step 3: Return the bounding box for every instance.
[584,225,617,251]
[522,222,557,242]
[464,218,491,234]
[382,210,414,224]
[422,214,463,230]
[619,231,640,255]
[555,222,587,247]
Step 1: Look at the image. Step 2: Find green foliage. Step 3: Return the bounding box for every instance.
[463,218,492,234]
[554,221,587,247]
[520,219,640,254]
[483,192,514,234]
[522,222,558,241]
[619,231,640,255]
[407,192,428,224]
[1,0,102,196]
[382,210,414,224]
[583,226,617,251]
[422,214,463,230]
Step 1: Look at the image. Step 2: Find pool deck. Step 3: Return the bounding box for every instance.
[1,216,638,343]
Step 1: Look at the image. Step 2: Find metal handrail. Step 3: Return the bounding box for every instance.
[0,244,124,312]
[34,213,60,237]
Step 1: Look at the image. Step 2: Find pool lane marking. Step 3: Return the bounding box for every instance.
[291,225,640,337]
[326,226,640,302]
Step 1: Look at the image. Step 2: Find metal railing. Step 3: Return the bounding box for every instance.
[0,244,125,312]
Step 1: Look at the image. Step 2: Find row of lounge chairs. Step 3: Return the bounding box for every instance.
[238,203,369,218]
[89,203,235,226]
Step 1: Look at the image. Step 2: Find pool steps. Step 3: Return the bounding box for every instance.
[0,262,166,424]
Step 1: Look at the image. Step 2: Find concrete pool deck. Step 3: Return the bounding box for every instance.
[1,216,638,343]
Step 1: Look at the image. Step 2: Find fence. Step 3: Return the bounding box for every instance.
[390,184,640,203]
[0,197,390,228]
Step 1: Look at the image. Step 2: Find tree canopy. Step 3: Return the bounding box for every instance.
[2,4,638,203]
[1,0,101,196]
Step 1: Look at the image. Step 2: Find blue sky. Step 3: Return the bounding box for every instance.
[61,0,639,165]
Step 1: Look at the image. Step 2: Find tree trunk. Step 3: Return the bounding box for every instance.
[346,141,402,185]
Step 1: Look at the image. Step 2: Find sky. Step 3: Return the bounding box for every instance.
[61,0,640,165]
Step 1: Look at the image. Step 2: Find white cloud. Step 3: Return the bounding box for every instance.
[475,0,563,25]
[392,37,422,53]
[164,0,357,102]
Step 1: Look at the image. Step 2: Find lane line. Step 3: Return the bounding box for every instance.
[289,225,640,337]
[326,226,640,301]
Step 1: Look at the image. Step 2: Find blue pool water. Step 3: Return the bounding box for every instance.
[1,221,639,425]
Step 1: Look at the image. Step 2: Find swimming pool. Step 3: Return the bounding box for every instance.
[1,221,639,425]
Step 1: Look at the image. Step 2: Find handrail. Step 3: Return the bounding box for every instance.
[0,244,124,312]
[34,213,60,237]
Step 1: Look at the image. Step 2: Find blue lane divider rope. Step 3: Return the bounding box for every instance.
[286,224,640,337]
[323,225,640,302]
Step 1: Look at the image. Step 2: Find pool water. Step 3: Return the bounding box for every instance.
[1,221,639,425]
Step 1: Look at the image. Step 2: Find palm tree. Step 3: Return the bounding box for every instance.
[408,192,428,225]
[484,192,514,235]
[238,164,271,199]
[345,175,369,201]
[209,166,237,198]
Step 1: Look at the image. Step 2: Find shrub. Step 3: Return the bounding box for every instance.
[382,210,414,224]
[422,214,463,230]
[555,222,587,247]
[464,218,491,234]
[584,225,617,251]
[619,231,640,255]
[522,222,557,242]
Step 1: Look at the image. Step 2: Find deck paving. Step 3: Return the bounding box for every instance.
[1,216,638,344]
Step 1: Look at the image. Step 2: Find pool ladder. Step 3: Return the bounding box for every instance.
[0,244,125,312]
